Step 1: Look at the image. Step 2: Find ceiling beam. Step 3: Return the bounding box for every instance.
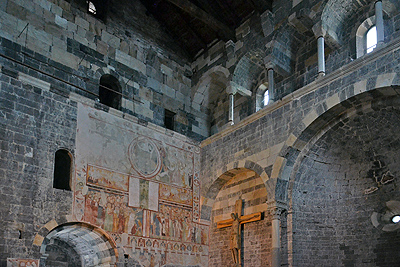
[164,0,235,41]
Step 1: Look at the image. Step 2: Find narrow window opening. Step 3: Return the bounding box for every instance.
[165,109,175,131]
[87,1,97,15]
[162,73,167,84]
[99,74,122,110]
[86,0,107,21]
[263,90,269,107]
[53,149,72,191]
[366,26,377,54]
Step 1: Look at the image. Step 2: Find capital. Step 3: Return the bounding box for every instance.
[312,22,326,38]
[267,200,287,220]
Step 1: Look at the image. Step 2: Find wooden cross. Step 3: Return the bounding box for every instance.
[216,199,262,266]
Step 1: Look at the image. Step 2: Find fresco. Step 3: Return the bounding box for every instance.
[129,178,159,211]
[87,164,129,192]
[75,104,205,267]
[84,188,143,235]
[128,136,194,189]
[6,259,39,267]
[159,184,192,206]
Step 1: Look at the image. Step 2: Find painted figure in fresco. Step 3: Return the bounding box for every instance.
[104,202,114,232]
[230,213,241,266]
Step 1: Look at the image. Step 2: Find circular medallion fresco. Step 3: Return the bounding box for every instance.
[128,137,162,178]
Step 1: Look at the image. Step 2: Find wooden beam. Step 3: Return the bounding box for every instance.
[165,0,235,40]
[217,212,262,228]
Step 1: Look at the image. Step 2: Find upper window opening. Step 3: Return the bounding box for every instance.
[53,149,72,191]
[165,109,175,131]
[88,1,97,15]
[356,17,375,58]
[99,74,122,110]
[256,81,268,112]
[366,26,377,53]
[263,90,269,107]
[86,0,107,21]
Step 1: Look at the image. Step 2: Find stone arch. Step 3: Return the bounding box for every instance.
[282,84,400,266]
[38,221,118,266]
[200,160,268,221]
[320,0,400,48]
[269,72,400,206]
[92,67,125,102]
[232,49,265,92]
[191,66,230,134]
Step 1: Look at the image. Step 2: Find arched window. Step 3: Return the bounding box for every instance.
[356,17,376,58]
[53,149,72,191]
[99,74,121,110]
[366,26,377,53]
[255,82,268,112]
[263,89,270,107]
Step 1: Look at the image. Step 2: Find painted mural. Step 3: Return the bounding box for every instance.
[6,259,39,267]
[159,184,193,206]
[74,103,207,267]
[87,165,129,192]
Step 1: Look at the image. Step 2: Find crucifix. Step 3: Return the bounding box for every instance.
[216,198,262,266]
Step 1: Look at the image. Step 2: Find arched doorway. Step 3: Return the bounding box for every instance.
[39,222,118,266]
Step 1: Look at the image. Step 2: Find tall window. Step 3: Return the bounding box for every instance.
[165,109,175,130]
[356,17,376,58]
[53,149,72,191]
[263,90,270,107]
[366,26,377,53]
[99,74,121,110]
[256,81,268,112]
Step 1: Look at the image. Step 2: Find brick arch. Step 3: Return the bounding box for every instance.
[36,221,118,266]
[269,74,400,205]
[200,160,268,221]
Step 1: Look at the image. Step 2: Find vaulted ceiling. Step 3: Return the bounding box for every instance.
[138,0,273,59]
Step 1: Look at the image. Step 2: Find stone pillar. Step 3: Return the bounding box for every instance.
[317,36,325,77]
[375,0,384,46]
[228,93,235,125]
[267,67,275,103]
[270,207,284,267]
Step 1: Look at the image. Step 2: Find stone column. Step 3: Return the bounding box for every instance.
[226,84,236,126]
[267,67,275,103]
[228,92,235,125]
[317,36,325,77]
[375,0,384,46]
[269,206,285,267]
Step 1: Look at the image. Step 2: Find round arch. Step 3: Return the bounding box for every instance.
[269,73,400,206]
[39,222,118,267]
[200,160,268,221]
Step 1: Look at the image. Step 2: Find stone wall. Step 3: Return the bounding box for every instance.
[0,69,77,263]
[209,170,270,267]
[0,0,209,141]
[191,0,400,135]
[0,0,210,265]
